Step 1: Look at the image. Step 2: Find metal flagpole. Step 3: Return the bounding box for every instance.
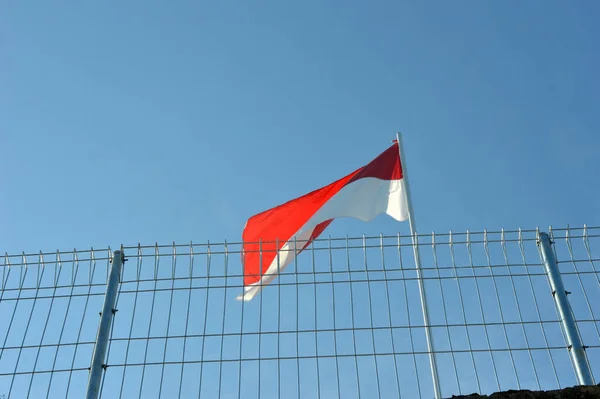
[396,132,442,399]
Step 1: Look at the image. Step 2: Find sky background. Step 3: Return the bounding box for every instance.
[1,2,600,398]
[2,1,600,254]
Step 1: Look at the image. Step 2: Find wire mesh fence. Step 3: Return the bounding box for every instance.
[1,226,599,398]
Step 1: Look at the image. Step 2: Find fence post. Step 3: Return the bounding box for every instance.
[86,249,124,399]
[538,232,594,386]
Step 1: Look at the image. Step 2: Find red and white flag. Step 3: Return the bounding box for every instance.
[237,141,409,301]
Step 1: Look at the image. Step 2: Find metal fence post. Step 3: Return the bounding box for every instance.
[538,232,594,386]
[86,249,124,399]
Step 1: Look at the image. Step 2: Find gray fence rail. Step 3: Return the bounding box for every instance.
[1,226,599,398]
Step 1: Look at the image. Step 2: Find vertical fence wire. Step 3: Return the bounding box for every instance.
[346,235,361,397]
[467,229,501,392]
[381,233,402,399]
[432,231,460,393]
[1,227,600,398]
[449,230,481,394]
[501,229,540,390]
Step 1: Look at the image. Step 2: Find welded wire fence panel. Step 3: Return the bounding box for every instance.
[1,226,599,398]
[0,248,113,399]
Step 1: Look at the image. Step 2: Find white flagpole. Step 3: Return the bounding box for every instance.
[396,132,442,399]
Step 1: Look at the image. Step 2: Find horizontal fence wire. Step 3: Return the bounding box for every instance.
[0,226,599,398]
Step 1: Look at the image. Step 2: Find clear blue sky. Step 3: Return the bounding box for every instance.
[1,2,600,398]
[2,1,599,254]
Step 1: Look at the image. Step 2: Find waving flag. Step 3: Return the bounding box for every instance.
[237,141,409,301]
